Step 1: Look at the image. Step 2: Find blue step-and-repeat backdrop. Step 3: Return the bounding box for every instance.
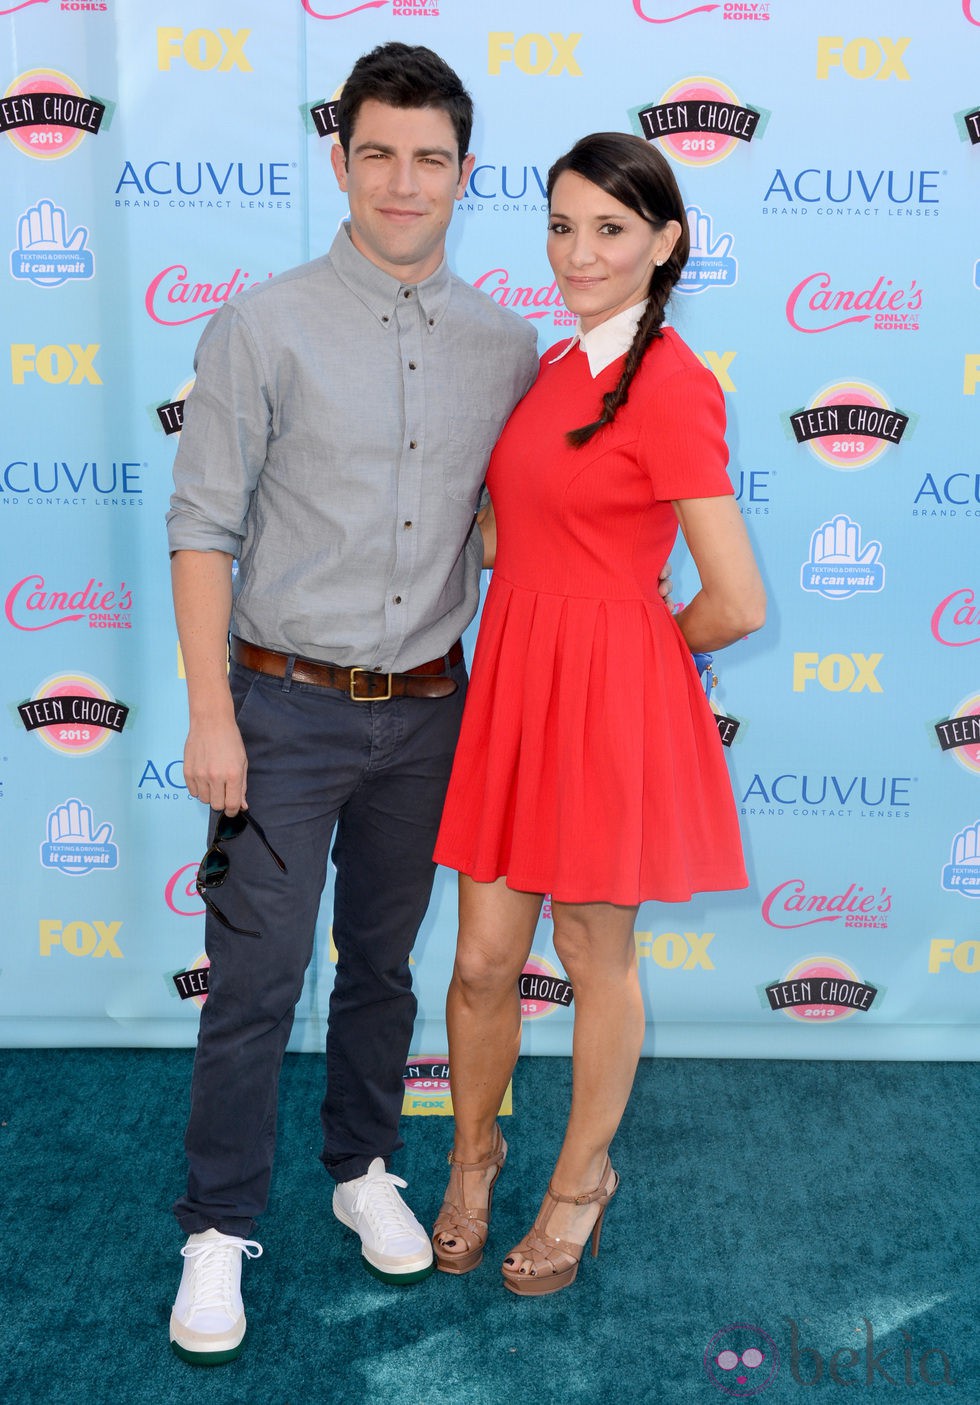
[3,0,979,1071]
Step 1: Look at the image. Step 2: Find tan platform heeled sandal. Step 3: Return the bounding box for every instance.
[501,1158,618,1297]
[431,1124,507,1275]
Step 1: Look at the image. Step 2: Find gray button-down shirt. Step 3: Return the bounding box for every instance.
[167,225,538,670]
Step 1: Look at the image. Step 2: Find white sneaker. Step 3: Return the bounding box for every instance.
[332,1158,434,1284]
[169,1228,263,1365]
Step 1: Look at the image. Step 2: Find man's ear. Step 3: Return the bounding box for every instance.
[456,152,476,199]
[331,141,349,192]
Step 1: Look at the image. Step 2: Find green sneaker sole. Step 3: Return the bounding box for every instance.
[361,1256,435,1286]
[170,1339,245,1367]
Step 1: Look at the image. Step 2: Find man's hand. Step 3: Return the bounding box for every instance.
[183,715,248,815]
[171,549,244,813]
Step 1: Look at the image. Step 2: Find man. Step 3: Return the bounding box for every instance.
[166,42,538,1365]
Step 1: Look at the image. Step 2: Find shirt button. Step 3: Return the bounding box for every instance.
[393,595,402,604]
[409,440,417,450]
[408,361,417,370]
[428,318,435,327]
[381,315,389,323]
[403,290,412,299]
[403,520,413,529]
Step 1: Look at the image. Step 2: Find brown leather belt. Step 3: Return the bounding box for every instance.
[230,636,462,700]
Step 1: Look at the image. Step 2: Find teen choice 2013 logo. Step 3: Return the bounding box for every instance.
[630,76,765,167]
[17,672,129,756]
[787,380,910,471]
[2,69,108,160]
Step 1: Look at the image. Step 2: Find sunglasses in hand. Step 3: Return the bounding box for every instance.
[196,810,287,938]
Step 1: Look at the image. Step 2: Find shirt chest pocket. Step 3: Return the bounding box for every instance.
[444,406,506,504]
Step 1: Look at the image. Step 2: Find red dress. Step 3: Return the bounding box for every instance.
[433,327,748,905]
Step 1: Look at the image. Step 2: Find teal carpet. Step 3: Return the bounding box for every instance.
[1,1051,977,1403]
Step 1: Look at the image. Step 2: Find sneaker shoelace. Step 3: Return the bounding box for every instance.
[350,1171,414,1237]
[180,1235,263,1317]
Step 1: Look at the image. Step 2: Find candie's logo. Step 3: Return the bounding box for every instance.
[165,862,203,916]
[762,879,891,930]
[473,268,570,325]
[931,588,980,648]
[763,956,878,1022]
[801,515,884,600]
[786,272,922,333]
[941,821,980,898]
[632,1,771,20]
[788,381,910,470]
[520,954,573,1019]
[18,673,129,755]
[2,70,108,159]
[633,2,719,21]
[301,0,388,18]
[144,266,273,326]
[630,76,766,167]
[934,694,980,776]
[6,575,133,631]
[301,0,446,19]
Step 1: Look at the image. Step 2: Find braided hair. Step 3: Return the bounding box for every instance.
[547,133,690,447]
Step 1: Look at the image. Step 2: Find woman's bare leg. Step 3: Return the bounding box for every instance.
[504,899,642,1267]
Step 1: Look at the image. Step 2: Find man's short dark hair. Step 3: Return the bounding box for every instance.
[337,43,473,166]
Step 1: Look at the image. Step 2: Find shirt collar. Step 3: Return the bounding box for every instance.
[548,300,648,378]
[327,222,452,331]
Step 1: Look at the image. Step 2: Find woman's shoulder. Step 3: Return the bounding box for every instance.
[630,327,717,402]
[646,326,704,377]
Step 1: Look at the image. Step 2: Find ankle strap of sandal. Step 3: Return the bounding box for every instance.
[547,1158,614,1207]
[447,1124,505,1172]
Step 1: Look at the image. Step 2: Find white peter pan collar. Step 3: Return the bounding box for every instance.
[548,300,648,378]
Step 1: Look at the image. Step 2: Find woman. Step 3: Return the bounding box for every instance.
[430,132,765,1296]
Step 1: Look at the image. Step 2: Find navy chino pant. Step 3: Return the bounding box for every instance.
[174,654,467,1237]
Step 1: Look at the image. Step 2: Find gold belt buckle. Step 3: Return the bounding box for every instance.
[349,667,392,702]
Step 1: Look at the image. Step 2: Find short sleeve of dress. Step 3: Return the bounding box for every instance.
[638,362,734,502]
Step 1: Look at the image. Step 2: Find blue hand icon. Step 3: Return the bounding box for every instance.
[47,798,113,847]
[12,200,94,287]
[801,515,885,600]
[809,515,882,569]
[42,798,118,876]
[678,205,738,293]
